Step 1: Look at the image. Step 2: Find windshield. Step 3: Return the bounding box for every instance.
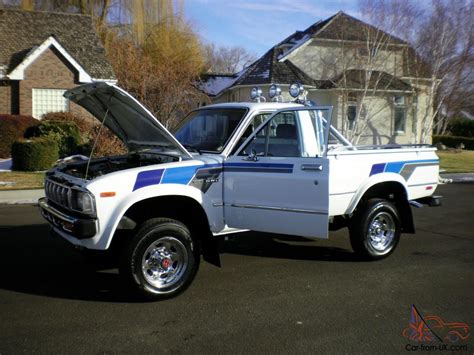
[174,108,248,153]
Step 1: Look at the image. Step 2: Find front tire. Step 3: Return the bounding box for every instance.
[120,218,200,301]
[349,198,401,260]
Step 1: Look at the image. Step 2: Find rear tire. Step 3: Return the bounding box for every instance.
[119,218,200,301]
[349,198,401,260]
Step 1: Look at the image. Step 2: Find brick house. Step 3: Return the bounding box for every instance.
[202,12,433,145]
[0,9,115,119]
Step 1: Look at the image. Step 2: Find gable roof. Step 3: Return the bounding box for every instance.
[0,9,115,80]
[233,47,318,87]
[279,11,407,61]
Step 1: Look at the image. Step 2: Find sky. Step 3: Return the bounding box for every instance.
[184,0,360,57]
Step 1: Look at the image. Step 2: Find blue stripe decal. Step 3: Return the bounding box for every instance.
[370,159,439,177]
[224,162,293,169]
[370,163,386,176]
[133,169,164,191]
[224,162,294,173]
[161,165,201,185]
[133,162,295,191]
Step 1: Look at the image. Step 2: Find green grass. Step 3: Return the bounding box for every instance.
[0,171,45,190]
[438,150,474,173]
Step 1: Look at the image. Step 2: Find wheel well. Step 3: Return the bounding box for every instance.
[113,196,221,266]
[356,182,415,233]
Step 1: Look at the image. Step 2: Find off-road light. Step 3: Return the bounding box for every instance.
[250,87,263,101]
[289,83,304,98]
[269,84,281,99]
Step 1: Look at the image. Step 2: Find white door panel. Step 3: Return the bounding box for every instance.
[223,157,329,238]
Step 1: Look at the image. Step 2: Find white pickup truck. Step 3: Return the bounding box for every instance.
[39,82,442,300]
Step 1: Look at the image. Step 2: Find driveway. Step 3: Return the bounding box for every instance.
[0,183,472,353]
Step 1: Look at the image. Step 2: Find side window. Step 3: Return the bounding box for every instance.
[239,112,301,157]
[231,113,270,154]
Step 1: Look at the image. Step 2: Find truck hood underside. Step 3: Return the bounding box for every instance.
[64,82,192,159]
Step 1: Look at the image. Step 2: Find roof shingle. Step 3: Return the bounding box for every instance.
[0,9,115,79]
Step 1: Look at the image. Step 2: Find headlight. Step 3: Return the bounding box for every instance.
[289,82,304,98]
[250,86,263,100]
[269,84,281,99]
[69,189,96,214]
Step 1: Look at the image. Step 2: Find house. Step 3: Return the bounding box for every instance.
[201,11,433,145]
[0,9,115,119]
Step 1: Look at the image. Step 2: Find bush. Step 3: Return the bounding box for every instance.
[25,120,81,157]
[447,118,474,138]
[41,111,127,157]
[432,135,474,150]
[0,114,39,158]
[11,137,59,171]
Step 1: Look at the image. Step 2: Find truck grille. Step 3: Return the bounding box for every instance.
[45,179,70,207]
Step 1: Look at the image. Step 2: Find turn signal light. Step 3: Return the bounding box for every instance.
[100,192,116,198]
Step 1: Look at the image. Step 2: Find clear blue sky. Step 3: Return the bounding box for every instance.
[184,0,360,57]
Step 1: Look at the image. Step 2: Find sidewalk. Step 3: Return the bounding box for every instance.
[0,189,44,204]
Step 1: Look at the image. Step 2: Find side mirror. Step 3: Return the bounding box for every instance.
[243,149,259,161]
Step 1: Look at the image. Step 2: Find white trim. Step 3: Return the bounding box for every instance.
[92,78,118,84]
[278,12,343,62]
[7,36,93,83]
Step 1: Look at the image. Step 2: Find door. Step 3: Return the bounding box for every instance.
[223,107,331,238]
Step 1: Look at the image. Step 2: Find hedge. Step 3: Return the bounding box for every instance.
[40,111,127,157]
[25,120,81,157]
[447,118,474,137]
[432,135,474,150]
[0,114,39,158]
[11,137,59,171]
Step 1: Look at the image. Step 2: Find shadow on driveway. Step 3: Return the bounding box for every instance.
[0,222,362,302]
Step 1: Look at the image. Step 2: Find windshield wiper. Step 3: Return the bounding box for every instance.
[182,144,201,154]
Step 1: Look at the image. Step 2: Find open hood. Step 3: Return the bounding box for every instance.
[64,82,192,159]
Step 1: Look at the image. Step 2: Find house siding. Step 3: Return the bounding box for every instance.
[19,47,84,117]
[0,81,11,114]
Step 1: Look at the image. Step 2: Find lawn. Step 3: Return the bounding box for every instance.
[437,150,474,173]
[0,171,45,190]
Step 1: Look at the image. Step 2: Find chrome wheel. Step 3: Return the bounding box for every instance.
[141,236,188,291]
[367,211,395,252]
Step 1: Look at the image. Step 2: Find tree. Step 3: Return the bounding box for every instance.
[6,0,209,129]
[359,0,473,143]
[204,43,256,74]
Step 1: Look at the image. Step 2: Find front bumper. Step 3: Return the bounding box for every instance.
[39,198,98,239]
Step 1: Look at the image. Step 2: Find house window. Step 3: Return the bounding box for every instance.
[32,88,69,119]
[346,95,358,131]
[393,96,406,133]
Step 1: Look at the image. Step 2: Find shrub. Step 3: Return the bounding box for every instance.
[11,137,59,171]
[41,111,127,157]
[447,118,474,138]
[0,114,39,158]
[25,120,81,157]
[432,135,474,150]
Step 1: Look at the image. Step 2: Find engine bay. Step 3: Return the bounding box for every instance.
[59,152,180,180]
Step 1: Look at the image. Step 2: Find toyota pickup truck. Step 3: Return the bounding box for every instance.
[39,82,442,300]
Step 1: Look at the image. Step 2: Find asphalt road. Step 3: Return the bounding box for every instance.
[0,183,472,354]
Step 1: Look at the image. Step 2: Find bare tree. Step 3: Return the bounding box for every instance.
[204,43,256,74]
[312,8,417,145]
[360,0,473,143]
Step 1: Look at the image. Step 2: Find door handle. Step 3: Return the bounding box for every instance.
[301,164,323,171]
